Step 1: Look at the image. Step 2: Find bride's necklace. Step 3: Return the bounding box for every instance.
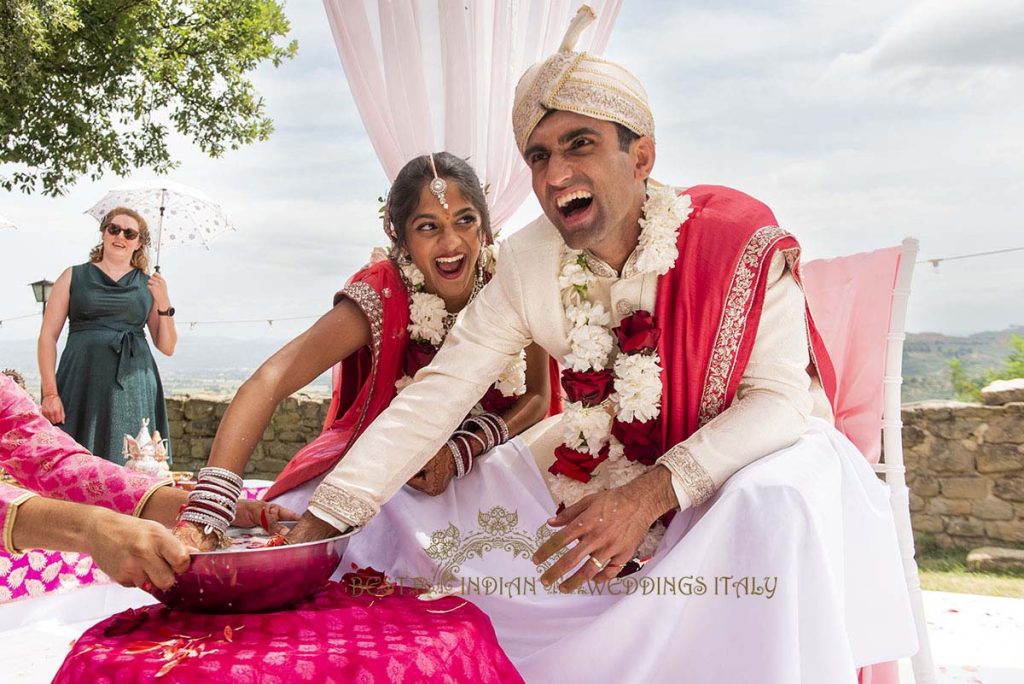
[393,246,526,399]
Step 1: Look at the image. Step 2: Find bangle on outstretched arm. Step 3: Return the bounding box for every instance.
[453,429,486,457]
[464,413,509,453]
[177,467,244,547]
[447,438,466,479]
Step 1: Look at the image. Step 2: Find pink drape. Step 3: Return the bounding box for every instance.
[803,247,906,684]
[802,246,903,464]
[322,0,622,229]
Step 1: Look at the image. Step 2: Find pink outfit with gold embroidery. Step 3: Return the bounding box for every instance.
[0,374,170,552]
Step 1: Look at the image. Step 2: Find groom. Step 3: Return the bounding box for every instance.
[290,8,836,593]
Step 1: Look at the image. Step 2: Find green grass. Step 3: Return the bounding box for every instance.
[914,542,1024,599]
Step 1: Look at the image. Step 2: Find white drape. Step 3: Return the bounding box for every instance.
[323,0,623,229]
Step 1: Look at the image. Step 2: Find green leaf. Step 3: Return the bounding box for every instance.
[0,0,297,196]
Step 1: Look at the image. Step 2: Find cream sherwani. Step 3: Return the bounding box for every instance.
[294,208,917,683]
[309,210,830,529]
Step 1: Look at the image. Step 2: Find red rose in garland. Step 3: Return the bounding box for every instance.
[611,417,662,466]
[549,444,611,483]
[561,368,615,406]
[613,310,660,354]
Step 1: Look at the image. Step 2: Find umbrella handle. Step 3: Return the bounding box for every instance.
[154,189,166,273]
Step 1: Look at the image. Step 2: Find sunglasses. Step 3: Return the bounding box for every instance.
[106,224,140,241]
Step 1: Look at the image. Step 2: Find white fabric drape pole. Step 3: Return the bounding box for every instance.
[323,0,623,230]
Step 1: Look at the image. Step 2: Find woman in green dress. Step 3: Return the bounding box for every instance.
[37,207,178,463]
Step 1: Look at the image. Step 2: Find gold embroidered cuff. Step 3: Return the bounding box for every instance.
[309,482,377,528]
[657,445,716,507]
[4,492,39,554]
[132,479,175,518]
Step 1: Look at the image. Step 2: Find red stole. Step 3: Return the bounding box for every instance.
[655,185,837,452]
[265,260,409,501]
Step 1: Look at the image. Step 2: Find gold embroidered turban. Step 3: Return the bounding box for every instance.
[512,5,655,154]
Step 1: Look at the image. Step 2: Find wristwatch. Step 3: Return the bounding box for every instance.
[158,307,176,317]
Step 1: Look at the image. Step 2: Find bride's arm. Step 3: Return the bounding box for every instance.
[203,299,370,477]
[406,342,551,495]
[498,343,551,438]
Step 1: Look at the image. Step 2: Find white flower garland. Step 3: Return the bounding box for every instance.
[550,186,693,554]
[393,245,526,400]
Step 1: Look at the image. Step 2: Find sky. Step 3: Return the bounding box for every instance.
[1,0,1022,345]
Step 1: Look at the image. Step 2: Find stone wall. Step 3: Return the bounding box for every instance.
[166,394,331,480]
[164,393,1024,549]
[903,401,1024,549]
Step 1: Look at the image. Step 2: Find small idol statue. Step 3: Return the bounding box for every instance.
[123,418,171,477]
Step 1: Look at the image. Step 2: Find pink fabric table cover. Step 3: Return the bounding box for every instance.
[54,581,523,683]
[0,484,270,604]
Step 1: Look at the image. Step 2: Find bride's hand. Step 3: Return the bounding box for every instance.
[172,520,221,552]
[406,445,458,496]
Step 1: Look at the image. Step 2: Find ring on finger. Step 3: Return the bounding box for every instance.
[588,555,607,571]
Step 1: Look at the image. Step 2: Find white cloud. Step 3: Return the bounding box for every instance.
[838,0,1024,73]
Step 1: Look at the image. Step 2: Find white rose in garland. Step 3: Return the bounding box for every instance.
[494,352,528,397]
[612,354,663,423]
[407,291,447,346]
[561,401,613,455]
[565,324,615,372]
[391,246,524,401]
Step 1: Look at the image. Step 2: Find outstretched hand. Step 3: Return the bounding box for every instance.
[172,500,300,551]
[406,445,458,496]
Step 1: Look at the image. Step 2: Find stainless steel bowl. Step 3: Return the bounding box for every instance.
[149,524,351,613]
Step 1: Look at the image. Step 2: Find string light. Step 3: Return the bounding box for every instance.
[0,312,40,328]
[918,245,1024,271]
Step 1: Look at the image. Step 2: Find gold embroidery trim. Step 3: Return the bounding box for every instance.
[657,445,716,507]
[131,479,175,518]
[4,491,39,554]
[309,482,377,527]
[342,281,383,358]
[697,225,791,427]
[341,281,384,437]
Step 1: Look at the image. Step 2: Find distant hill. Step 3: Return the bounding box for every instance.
[902,326,1022,402]
[2,327,1021,403]
[0,336,332,398]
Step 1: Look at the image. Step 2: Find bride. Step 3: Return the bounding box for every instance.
[174,152,557,551]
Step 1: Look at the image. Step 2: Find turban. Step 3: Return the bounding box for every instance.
[512,5,654,154]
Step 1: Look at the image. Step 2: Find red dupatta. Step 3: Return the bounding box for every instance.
[655,185,837,451]
[264,260,410,501]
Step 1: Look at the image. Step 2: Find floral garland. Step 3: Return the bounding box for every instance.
[391,244,527,401]
[550,186,693,558]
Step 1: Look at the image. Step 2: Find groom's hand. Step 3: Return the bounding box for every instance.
[285,510,346,544]
[532,466,677,592]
